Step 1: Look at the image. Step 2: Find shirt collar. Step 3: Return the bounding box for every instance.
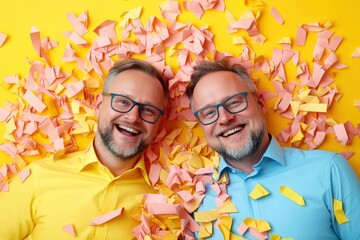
[78,141,152,185]
[216,134,286,180]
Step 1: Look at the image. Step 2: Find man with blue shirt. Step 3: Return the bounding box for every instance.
[186,59,360,239]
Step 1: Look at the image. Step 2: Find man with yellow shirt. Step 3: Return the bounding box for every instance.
[0,59,169,239]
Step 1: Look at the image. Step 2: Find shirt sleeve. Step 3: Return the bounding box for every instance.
[0,167,35,239]
[329,153,360,239]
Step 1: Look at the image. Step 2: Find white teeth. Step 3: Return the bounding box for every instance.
[119,125,139,134]
[223,127,242,137]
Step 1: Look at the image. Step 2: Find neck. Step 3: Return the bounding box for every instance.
[93,137,141,177]
[226,133,271,174]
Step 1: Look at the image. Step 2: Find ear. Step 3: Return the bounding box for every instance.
[94,94,103,118]
[255,91,267,114]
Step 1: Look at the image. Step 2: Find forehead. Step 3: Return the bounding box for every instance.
[107,69,165,105]
[192,71,250,108]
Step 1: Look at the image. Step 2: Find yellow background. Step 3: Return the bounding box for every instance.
[0,0,359,176]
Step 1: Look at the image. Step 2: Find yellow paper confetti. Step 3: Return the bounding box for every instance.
[333,199,349,224]
[218,216,232,240]
[249,183,270,200]
[198,222,213,238]
[243,217,271,232]
[280,186,305,206]
[194,209,219,223]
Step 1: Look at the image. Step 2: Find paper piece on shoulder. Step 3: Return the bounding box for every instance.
[18,169,31,183]
[333,199,349,224]
[270,7,284,24]
[280,186,305,206]
[62,224,76,236]
[0,32,7,47]
[249,183,269,200]
[90,208,123,226]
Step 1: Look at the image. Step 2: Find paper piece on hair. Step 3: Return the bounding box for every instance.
[280,186,305,206]
[249,183,270,200]
[0,32,7,47]
[62,224,76,236]
[90,208,123,226]
[270,7,284,24]
[333,199,349,224]
[18,169,31,183]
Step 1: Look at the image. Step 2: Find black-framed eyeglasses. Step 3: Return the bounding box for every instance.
[194,92,249,125]
[103,93,164,124]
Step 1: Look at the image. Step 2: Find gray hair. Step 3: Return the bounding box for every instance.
[186,59,257,103]
[103,59,169,99]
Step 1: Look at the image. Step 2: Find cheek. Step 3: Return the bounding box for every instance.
[202,125,215,139]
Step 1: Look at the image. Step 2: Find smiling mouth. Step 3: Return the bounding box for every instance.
[116,124,140,136]
[221,125,245,137]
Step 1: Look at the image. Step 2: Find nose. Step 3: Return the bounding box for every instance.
[217,106,235,124]
[123,105,141,123]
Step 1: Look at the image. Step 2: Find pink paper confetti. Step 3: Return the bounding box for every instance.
[89,208,123,226]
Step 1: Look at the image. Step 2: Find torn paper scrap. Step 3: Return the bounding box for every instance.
[62,224,76,236]
[352,47,360,58]
[0,32,7,47]
[280,186,305,206]
[270,7,284,25]
[18,169,31,183]
[333,199,349,224]
[90,208,123,226]
[249,183,269,200]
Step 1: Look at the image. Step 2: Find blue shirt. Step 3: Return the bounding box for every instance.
[197,135,360,239]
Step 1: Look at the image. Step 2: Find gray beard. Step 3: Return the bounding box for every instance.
[99,124,146,160]
[215,124,265,163]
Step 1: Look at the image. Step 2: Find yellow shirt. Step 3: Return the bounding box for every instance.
[0,142,156,239]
